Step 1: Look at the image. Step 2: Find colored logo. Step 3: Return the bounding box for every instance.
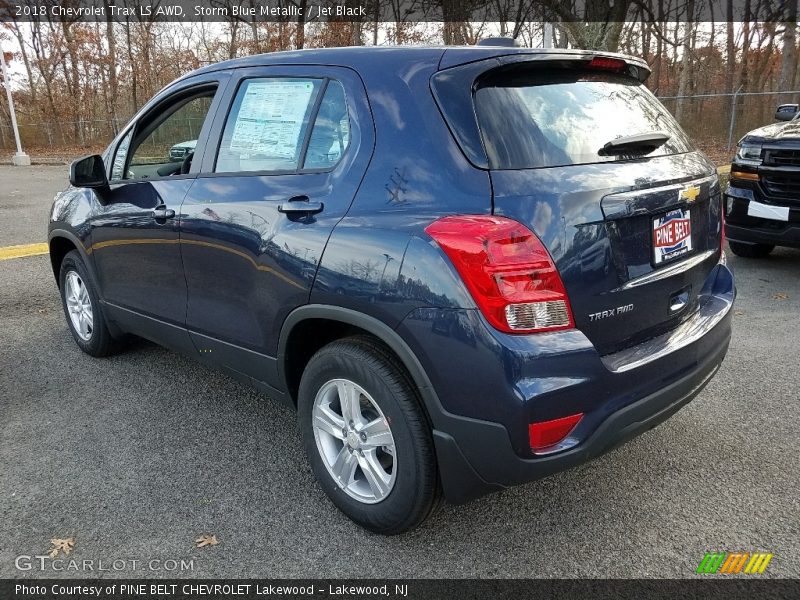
[653,209,692,264]
[696,552,774,575]
[679,184,701,203]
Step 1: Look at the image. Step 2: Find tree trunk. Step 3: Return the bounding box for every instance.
[295,0,307,49]
[125,22,138,110]
[675,0,695,123]
[9,21,38,107]
[779,2,798,91]
[60,19,83,143]
[103,0,119,133]
[725,0,735,92]
[441,0,469,45]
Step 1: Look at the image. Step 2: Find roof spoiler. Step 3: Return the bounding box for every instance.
[439,48,650,83]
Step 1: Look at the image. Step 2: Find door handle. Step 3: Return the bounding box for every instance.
[152,206,175,220]
[278,195,324,216]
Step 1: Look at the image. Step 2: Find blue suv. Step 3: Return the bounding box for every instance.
[49,46,734,534]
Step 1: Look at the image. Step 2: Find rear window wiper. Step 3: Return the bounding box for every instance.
[599,132,671,156]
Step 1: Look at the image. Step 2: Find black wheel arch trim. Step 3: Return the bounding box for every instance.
[277,304,500,503]
[48,228,95,286]
[278,305,441,419]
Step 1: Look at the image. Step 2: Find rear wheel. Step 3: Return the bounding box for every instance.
[298,336,440,534]
[728,241,774,259]
[58,250,120,357]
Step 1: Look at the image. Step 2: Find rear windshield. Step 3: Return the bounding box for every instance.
[474,69,693,170]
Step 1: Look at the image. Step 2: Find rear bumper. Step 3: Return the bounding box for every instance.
[725,183,800,248]
[398,263,734,503]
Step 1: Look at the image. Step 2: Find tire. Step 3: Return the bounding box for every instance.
[58,250,120,357]
[727,241,774,258]
[298,335,440,534]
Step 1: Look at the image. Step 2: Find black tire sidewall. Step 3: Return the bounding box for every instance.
[298,339,437,534]
[59,251,113,356]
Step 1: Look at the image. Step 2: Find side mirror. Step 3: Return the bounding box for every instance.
[70,155,109,190]
[774,104,798,121]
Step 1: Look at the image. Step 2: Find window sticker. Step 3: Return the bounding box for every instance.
[229,81,315,159]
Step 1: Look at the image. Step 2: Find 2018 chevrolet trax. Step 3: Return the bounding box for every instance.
[49,46,735,534]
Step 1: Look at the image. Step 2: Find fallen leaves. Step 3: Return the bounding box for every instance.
[773,293,789,300]
[195,534,219,548]
[48,537,74,558]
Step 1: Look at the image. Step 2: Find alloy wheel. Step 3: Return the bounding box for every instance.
[64,271,94,341]
[312,378,397,504]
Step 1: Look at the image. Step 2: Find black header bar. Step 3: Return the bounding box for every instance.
[0,0,793,23]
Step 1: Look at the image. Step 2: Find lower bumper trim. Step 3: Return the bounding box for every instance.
[434,324,731,504]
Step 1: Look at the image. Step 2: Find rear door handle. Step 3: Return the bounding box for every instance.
[278,195,324,216]
[152,206,175,220]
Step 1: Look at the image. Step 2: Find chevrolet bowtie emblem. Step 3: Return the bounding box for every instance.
[679,184,701,203]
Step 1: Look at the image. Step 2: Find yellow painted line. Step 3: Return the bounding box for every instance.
[0,242,48,261]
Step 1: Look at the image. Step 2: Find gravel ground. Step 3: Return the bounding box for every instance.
[0,166,797,579]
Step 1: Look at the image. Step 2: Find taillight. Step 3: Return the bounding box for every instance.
[529,413,584,452]
[587,56,627,72]
[425,215,574,334]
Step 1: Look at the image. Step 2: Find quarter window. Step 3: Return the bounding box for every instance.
[215,78,324,173]
[110,128,133,181]
[303,81,350,170]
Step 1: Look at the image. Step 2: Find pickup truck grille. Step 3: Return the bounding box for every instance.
[761,175,800,205]
[764,149,800,167]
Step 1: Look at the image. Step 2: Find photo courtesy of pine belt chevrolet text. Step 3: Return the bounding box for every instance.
[48,44,734,534]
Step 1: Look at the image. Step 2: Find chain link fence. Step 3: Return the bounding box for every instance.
[658,90,800,154]
[0,117,131,153]
[2,90,800,158]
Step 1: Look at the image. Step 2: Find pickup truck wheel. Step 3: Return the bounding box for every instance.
[58,250,120,357]
[728,241,774,258]
[298,336,440,534]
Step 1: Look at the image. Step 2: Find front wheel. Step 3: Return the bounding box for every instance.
[58,250,121,357]
[728,241,774,259]
[298,336,440,534]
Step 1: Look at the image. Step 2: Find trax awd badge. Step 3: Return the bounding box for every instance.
[589,303,634,322]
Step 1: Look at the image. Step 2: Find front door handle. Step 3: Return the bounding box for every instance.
[152,206,175,221]
[278,195,324,216]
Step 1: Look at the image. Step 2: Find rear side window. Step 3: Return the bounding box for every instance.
[216,78,323,173]
[474,69,693,170]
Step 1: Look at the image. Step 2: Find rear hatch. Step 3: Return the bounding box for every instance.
[441,57,723,355]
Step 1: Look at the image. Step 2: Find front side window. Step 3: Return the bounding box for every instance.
[474,69,694,169]
[216,78,324,173]
[122,91,215,180]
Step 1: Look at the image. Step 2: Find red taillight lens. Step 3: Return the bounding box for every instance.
[425,215,574,334]
[588,56,627,72]
[529,413,584,452]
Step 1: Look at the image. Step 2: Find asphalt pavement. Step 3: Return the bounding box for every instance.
[0,166,798,578]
